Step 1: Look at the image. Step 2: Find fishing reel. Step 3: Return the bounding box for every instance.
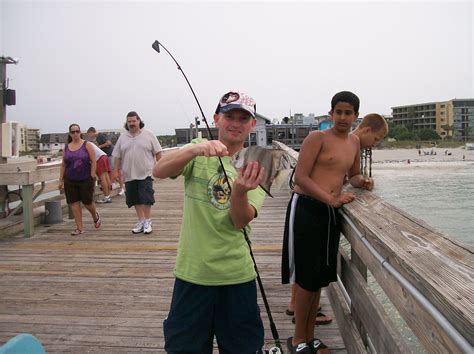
[264,341,284,354]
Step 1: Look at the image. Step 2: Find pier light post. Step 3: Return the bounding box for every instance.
[0,57,19,218]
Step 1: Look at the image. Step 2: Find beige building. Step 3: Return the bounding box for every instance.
[20,127,40,151]
[391,99,473,140]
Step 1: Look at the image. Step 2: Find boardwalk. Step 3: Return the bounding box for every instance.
[0,178,346,353]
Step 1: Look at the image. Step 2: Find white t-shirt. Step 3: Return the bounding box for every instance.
[91,143,106,161]
[112,129,162,182]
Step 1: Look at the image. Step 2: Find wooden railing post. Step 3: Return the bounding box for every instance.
[21,184,34,237]
[0,185,7,218]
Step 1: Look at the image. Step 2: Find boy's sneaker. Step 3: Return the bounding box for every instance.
[308,338,328,353]
[132,221,144,234]
[118,188,125,196]
[287,337,312,354]
[143,219,153,234]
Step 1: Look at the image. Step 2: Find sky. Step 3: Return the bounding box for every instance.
[1,0,473,135]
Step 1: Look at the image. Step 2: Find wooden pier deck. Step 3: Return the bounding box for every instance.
[0,178,346,353]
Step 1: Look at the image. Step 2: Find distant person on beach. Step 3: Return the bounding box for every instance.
[282,91,374,353]
[59,123,101,235]
[153,91,266,354]
[285,112,389,325]
[111,112,162,234]
[87,127,125,196]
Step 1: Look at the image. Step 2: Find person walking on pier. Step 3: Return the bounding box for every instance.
[111,112,162,234]
[87,127,125,196]
[153,91,266,354]
[59,123,101,235]
[90,143,112,204]
[282,91,374,353]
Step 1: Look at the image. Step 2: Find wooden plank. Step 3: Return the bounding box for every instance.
[327,282,366,354]
[0,178,347,353]
[342,218,470,353]
[21,184,34,237]
[342,186,473,344]
[339,247,410,353]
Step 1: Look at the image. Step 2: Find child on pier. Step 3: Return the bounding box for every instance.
[284,113,389,329]
[282,91,374,353]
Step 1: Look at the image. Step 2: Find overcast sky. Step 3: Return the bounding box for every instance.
[1,0,473,135]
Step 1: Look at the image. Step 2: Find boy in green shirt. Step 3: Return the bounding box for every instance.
[153,91,266,353]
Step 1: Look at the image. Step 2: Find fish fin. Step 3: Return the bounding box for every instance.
[272,169,292,190]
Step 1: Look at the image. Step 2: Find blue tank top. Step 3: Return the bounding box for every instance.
[64,141,91,181]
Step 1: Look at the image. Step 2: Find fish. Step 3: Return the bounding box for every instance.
[231,146,297,197]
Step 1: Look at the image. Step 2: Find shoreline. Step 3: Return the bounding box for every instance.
[371,146,473,165]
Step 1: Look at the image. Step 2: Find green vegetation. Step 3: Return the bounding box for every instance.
[157,135,177,147]
[382,122,472,148]
[381,140,467,149]
[387,122,441,141]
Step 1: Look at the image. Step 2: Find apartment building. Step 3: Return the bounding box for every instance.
[391,99,474,140]
[20,127,40,151]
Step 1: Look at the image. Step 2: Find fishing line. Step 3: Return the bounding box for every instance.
[152,40,283,353]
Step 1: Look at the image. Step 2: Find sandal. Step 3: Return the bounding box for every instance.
[71,229,84,236]
[291,310,333,326]
[93,211,101,228]
[286,305,322,317]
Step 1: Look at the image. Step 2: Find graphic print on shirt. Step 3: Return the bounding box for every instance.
[207,166,234,210]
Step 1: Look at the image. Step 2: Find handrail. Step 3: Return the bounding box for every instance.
[340,210,473,352]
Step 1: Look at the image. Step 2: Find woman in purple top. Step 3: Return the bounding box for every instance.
[59,123,101,235]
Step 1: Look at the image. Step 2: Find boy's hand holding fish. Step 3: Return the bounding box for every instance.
[233,161,265,195]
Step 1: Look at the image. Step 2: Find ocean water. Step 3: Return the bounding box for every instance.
[371,161,474,245]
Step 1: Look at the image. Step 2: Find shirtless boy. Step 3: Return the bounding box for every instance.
[282,91,373,353]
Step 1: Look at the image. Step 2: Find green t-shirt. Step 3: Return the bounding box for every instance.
[174,139,266,286]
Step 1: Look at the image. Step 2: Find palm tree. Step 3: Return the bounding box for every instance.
[441,124,454,139]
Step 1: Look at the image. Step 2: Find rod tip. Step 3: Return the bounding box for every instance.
[152,40,160,53]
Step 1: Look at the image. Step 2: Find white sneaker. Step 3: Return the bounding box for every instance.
[143,219,153,234]
[118,188,125,196]
[132,221,144,234]
[96,196,112,204]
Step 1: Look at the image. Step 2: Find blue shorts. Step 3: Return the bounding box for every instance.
[163,278,264,354]
[124,177,155,208]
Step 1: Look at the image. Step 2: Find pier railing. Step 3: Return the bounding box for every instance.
[274,141,473,353]
[0,162,63,238]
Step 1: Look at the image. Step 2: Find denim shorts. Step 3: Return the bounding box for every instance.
[124,177,155,208]
[164,278,264,354]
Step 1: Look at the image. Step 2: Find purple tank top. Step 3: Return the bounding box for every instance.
[64,141,91,181]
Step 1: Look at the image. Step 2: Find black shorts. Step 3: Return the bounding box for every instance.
[124,177,155,208]
[164,278,264,354]
[64,177,94,205]
[281,192,341,292]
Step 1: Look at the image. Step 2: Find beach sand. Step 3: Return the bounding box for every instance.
[371,146,473,167]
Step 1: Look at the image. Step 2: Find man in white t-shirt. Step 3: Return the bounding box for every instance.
[112,111,162,234]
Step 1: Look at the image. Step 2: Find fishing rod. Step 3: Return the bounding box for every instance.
[152,40,283,353]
